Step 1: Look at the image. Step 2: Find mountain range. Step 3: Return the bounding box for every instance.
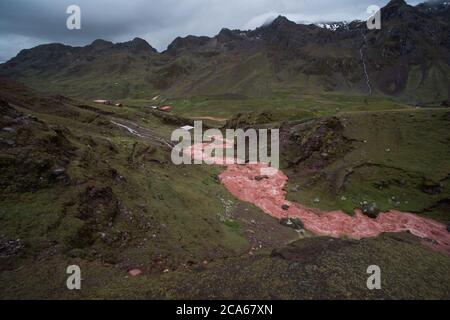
[1,0,450,300]
[0,0,449,103]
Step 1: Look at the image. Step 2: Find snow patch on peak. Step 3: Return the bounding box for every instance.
[314,21,350,31]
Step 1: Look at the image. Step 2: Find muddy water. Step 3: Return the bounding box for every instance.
[186,139,450,255]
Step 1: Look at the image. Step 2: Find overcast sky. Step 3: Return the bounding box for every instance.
[0,0,423,62]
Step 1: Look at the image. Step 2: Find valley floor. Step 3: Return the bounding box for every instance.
[0,80,449,299]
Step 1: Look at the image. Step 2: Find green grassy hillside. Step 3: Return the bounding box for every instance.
[1,78,449,299]
[281,108,450,222]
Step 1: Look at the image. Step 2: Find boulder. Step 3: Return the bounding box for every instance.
[280,217,304,230]
[128,269,142,276]
[421,179,443,195]
[52,167,66,175]
[361,202,380,219]
[254,175,269,181]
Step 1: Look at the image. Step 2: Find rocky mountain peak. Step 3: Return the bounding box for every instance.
[166,35,211,54]
[89,39,114,50]
[382,0,412,19]
[269,15,296,28]
[387,0,407,6]
[123,37,156,52]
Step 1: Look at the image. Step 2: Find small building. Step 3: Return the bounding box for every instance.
[93,99,113,105]
[158,105,172,112]
[180,125,194,131]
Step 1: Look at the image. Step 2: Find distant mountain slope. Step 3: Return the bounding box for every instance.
[0,0,448,103]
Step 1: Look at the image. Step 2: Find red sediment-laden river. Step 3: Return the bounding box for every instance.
[185,136,450,255]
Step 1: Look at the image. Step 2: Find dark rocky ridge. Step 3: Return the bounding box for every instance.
[0,0,448,102]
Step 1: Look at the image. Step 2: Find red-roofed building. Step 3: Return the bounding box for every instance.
[158,105,172,112]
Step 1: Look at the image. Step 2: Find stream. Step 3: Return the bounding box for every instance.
[360,32,373,95]
[187,137,450,255]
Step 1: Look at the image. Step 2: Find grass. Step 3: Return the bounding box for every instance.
[143,92,412,121]
[1,78,449,299]
[1,233,449,299]
[0,83,253,290]
[284,108,450,221]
